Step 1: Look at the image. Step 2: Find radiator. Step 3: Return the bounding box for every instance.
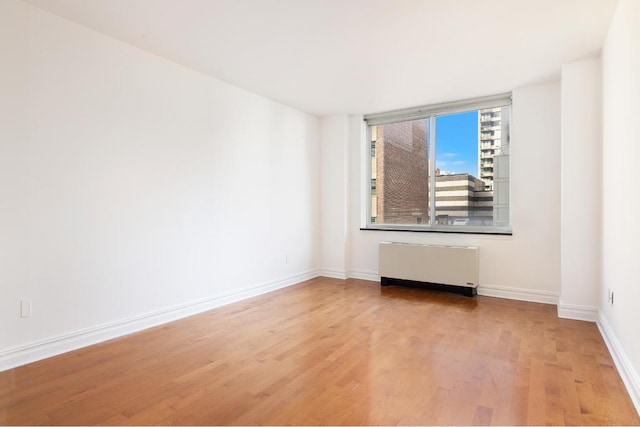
[379,242,479,293]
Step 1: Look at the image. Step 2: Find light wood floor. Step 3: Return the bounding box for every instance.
[1,278,638,425]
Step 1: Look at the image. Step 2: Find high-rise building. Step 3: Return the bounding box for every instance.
[478,107,503,190]
[478,106,511,224]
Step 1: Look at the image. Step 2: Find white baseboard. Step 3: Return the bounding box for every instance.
[317,268,347,280]
[347,269,379,282]
[477,284,558,305]
[557,303,598,322]
[318,273,561,308]
[597,313,640,416]
[317,274,559,305]
[317,268,379,282]
[0,269,318,372]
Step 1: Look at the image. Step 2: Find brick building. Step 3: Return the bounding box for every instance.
[371,119,429,224]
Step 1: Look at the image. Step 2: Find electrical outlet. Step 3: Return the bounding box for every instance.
[21,299,32,318]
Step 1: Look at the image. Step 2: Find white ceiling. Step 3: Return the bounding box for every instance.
[24,0,618,116]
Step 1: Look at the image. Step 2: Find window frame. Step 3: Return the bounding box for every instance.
[362,93,513,235]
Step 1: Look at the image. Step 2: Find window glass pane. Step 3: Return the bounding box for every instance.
[370,119,429,225]
[434,106,510,227]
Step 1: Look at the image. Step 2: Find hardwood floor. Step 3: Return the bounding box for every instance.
[1,277,638,425]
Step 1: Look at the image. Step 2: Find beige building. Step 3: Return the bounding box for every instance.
[435,173,493,226]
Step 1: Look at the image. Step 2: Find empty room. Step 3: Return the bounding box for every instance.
[1,0,639,425]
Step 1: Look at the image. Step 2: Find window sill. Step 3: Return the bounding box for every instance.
[360,226,512,236]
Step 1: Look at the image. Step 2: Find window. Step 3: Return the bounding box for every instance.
[364,94,511,234]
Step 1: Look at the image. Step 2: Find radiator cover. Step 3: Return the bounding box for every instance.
[379,242,479,295]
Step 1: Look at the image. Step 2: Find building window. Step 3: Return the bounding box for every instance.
[364,94,511,234]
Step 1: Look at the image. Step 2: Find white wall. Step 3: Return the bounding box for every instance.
[333,80,562,302]
[0,0,320,367]
[559,57,602,321]
[319,115,349,277]
[600,0,640,410]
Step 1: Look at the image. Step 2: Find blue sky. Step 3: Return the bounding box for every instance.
[435,111,478,177]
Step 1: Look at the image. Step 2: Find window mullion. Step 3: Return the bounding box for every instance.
[429,115,436,226]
